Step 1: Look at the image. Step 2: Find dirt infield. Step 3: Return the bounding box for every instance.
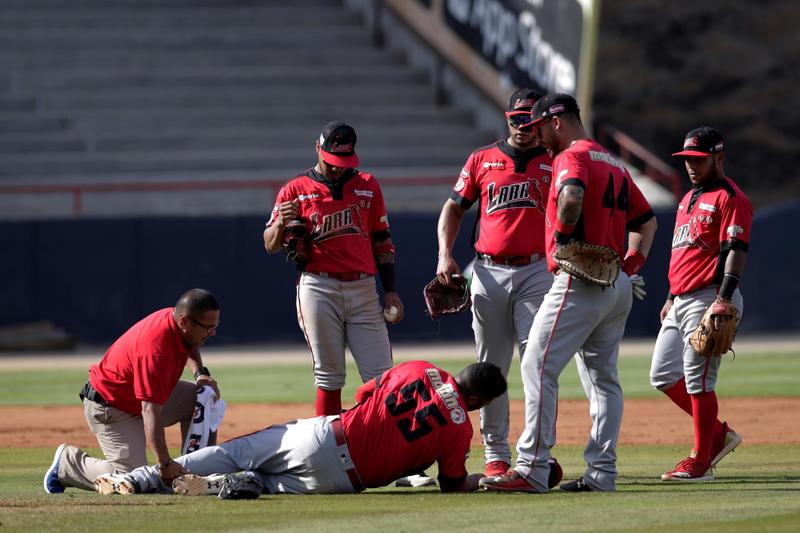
[2,397,797,449]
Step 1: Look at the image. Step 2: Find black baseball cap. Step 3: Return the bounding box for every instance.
[527,93,580,127]
[507,88,542,114]
[672,126,725,157]
[318,121,359,168]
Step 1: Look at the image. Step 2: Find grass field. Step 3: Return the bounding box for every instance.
[1,351,799,532]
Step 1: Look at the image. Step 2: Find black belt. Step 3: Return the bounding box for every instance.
[79,382,108,406]
[331,418,365,492]
[477,252,541,266]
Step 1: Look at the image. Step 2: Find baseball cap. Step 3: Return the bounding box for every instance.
[505,88,542,128]
[527,93,580,127]
[672,126,724,157]
[318,121,359,168]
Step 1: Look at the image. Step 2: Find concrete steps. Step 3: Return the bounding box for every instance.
[0,0,494,218]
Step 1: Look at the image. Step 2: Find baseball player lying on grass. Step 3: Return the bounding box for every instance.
[86,361,562,498]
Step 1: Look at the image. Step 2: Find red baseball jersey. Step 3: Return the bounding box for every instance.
[450,140,552,256]
[545,139,654,272]
[667,177,752,295]
[267,168,391,274]
[89,308,190,414]
[341,361,473,488]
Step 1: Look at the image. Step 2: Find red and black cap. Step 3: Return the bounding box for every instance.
[672,126,724,157]
[318,121,359,168]
[505,88,542,128]
[526,92,580,128]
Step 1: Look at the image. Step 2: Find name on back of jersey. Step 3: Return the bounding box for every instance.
[424,368,466,424]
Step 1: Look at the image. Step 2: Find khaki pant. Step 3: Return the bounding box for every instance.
[58,380,198,491]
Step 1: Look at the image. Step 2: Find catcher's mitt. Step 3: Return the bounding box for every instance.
[689,299,739,357]
[282,219,312,266]
[553,242,620,287]
[423,275,471,319]
[218,472,264,500]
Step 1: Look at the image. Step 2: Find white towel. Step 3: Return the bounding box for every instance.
[181,385,227,455]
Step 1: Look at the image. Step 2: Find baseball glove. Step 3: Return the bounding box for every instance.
[553,242,620,287]
[423,275,471,319]
[282,219,312,266]
[217,472,264,500]
[689,299,740,357]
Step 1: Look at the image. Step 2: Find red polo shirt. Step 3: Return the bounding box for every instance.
[88,308,191,415]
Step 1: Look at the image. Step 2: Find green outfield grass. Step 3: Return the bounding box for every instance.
[2,445,799,532]
[1,351,797,405]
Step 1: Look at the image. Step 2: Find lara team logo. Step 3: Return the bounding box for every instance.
[450,406,466,424]
[486,177,546,215]
[309,204,365,242]
[672,220,710,251]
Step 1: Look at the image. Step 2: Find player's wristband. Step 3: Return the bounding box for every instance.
[193,366,211,380]
[377,263,397,293]
[621,250,646,276]
[719,273,740,300]
[666,291,675,301]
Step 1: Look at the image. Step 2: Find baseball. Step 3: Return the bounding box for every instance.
[384,305,400,323]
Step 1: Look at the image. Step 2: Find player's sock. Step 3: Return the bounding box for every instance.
[691,390,719,465]
[664,379,724,438]
[315,388,342,416]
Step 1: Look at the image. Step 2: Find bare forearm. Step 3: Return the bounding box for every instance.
[556,184,584,225]
[628,217,658,257]
[437,200,465,260]
[142,402,170,465]
[724,249,747,277]
[263,224,285,253]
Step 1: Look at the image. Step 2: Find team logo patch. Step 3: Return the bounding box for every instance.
[727,224,744,237]
[450,406,466,425]
[684,136,700,148]
[353,189,373,198]
[548,104,565,114]
[460,168,470,179]
[380,214,389,224]
[699,202,716,212]
[454,177,466,192]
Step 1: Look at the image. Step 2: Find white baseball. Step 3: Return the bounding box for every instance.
[384,305,400,323]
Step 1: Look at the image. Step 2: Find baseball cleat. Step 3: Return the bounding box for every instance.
[395,473,437,488]
[479,469,540,493]
[484,461,511,478]
[559,478,594,492]
[218,472,264,500]
[94,474,137,495]
[172,473,227,496]
[710,422,742,467]
[661,457,714,482]
[44,443,67,494]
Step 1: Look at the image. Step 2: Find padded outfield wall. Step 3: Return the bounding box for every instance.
[1,202,794,345]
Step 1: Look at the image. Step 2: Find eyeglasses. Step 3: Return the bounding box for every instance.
[187,315,219,334]
[506,112,534,129]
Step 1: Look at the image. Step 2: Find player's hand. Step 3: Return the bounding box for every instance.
[659,299,674,323]
[196,375,220,401]
[383,292,404,324]
[276,200,299,225]
[158,460,189,486]
[629,274,646,301]
[436,254,461,287]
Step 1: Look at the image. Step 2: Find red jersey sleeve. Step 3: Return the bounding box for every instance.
[132,352,174,405]
[719,192,753,248]
[553,150,589,191]
[354,375,380,404]
[265,184,294,228]
[436,426,471,481]
[368,178,390,234]
[451,153,481,205]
